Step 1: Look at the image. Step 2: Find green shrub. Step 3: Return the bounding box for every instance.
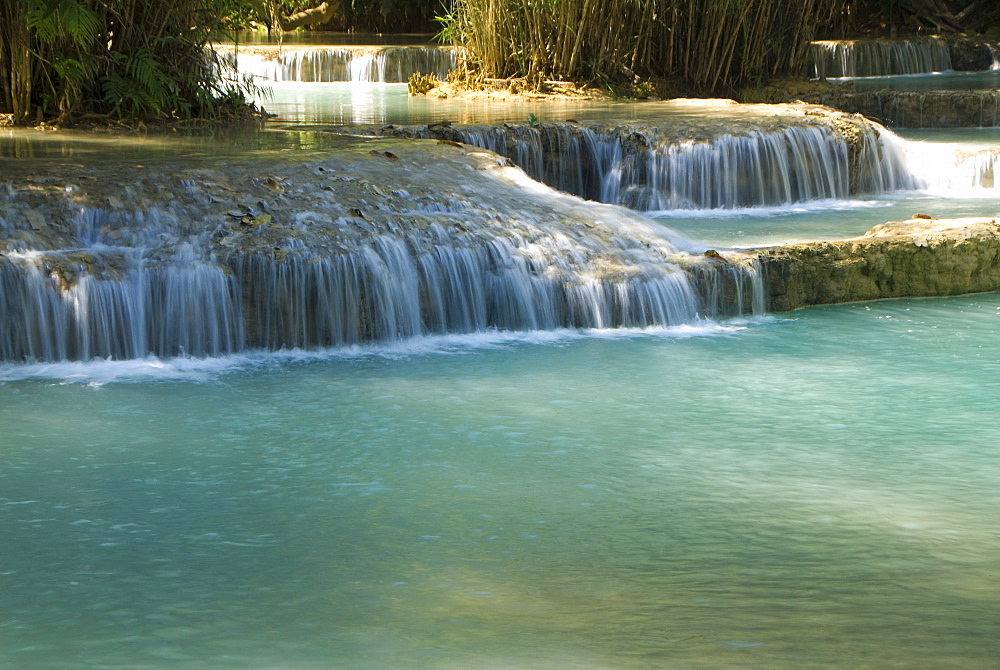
[1,0,261,124]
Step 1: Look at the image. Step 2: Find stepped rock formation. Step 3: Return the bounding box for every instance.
[0,135,760,361]
[800,37,1000,127]
[2,125,998,361]
[370,103,916,208]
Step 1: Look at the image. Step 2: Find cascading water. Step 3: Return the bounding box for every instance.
[0,245,244,362]
[0,141,761,363]
[389,113,921,210]
[897,141,1000,193]
[226,46,461,83]
[809,38,952,78]
[4,108,994,364]
[230,228,706,351]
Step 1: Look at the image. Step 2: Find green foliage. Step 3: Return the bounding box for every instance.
[26,0,101,46]
[101,49,176,116]
[2,0,263,124]
[408,71,441,94]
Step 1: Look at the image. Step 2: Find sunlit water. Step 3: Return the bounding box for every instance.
[2,298,1000,669]
[656,190,1000,248]
[654,126,1000,246]
[256,82,711,126]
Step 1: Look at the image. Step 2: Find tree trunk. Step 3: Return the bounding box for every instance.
[244,0,343,31]
[0,2,33,121]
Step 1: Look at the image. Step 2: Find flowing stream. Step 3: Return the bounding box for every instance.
[2,38,1000,668]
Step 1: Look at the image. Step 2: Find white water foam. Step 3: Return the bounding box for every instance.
[0,320,765,384]
[899,140,1000,197]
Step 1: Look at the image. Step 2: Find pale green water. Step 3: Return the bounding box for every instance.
[656,191,1000,248]
[255,83,810,127]
[2,297,1000,669]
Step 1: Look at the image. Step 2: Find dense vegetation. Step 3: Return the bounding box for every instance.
[830,0,1000,37]
[0,0,261,125]
[438,0,1000,94]
[2,0,995,124]
[319,0,439,33]
[439,0,842,94]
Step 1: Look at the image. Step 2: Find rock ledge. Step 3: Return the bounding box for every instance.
[752,217,1000,311]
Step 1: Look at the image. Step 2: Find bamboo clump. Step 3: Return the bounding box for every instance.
[440,0,843,94]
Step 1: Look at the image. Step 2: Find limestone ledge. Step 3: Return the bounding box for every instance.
[0,135,704,283]
[750,217,1000,312]
[371,101,872,147]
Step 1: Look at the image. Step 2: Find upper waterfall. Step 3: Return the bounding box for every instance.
[219,45,462,83]
[374,104,924,211]
[809,38,952,78]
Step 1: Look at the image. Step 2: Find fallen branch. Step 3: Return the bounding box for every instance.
[244,0,342,31]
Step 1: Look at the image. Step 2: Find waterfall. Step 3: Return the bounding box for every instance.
[0,150,764,363]
[0,219,737,362]
[855,126,924,192]
[228,46,461,83]
[230,230,705,350]
[603,127,854,210]
[809,38,952,78]
[7,114,983,364]
[401,119,917,210]
[896,141,1000,193]
[0,247,243,361]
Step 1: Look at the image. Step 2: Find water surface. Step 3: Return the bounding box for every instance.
[2,297,1000,668]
